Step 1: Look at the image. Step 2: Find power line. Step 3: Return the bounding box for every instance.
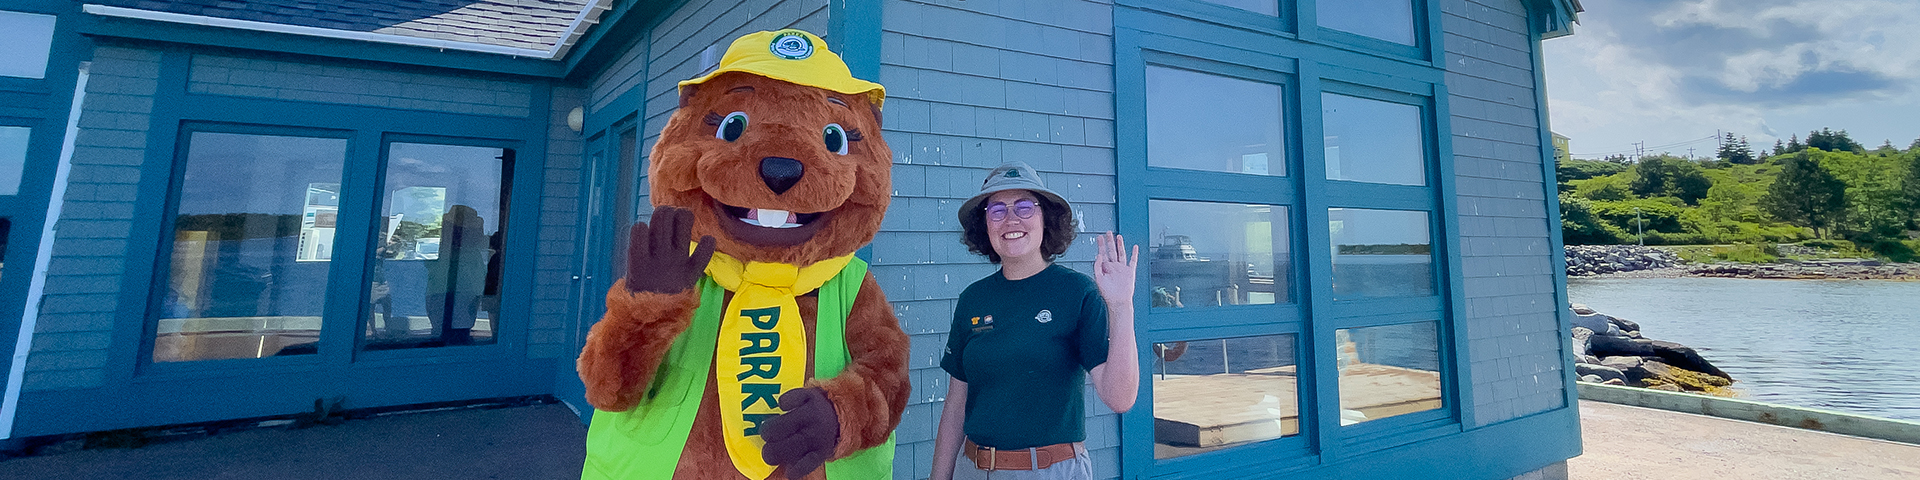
[1570,134,1718,157]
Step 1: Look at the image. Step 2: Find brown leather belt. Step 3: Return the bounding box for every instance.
[962,438,1077,471]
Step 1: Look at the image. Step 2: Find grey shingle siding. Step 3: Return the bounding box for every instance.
[1440,0,1568,427]
[92,0,589,51]
[529,85,587,359]
[881,1,1118,478]
[24,46,162,392]
[188,54,533,117]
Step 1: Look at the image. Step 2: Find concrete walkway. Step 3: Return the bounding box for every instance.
[5,399,1919,479]
[1571,400,1920,479]
[0,403,587,480]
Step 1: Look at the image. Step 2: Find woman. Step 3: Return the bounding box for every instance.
[931,161,1140,479]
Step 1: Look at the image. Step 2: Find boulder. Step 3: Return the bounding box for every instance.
[1647,340,1730,379]
[1606,315,1641,334]
[1574,363,1627,384]
[1570,327,1593,357]
[1589,334,1655,357]
[1572,313,1622,336]
[1598,356,1643,371]
[1571,303,1596,315]
[1580,375,1602,383]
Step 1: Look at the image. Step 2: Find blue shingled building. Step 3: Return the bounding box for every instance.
[0,0,1584,478]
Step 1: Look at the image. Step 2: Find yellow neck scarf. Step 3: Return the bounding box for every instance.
[705,249,854,480]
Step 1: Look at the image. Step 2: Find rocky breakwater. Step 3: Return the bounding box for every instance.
[1690,259,1920,280]
[1568,304,1734,395]
[1565,245,1681,276]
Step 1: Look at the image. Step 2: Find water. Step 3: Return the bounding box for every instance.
[1568,277,1920,421]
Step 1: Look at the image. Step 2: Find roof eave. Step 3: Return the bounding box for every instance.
[1539,0,1584,39]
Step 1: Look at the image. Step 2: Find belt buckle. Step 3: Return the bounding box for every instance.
[985,446,996,471]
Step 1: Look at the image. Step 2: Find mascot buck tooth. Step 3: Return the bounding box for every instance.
[577,30,908,480]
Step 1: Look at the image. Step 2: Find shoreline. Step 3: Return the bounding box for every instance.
[1572,262,1920,281]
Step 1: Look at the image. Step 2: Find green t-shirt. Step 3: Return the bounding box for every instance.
[941,264,1110,449]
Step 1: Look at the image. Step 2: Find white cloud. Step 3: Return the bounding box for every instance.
[1543,0,1920,157]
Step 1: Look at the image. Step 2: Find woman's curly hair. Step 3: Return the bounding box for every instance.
[960,192,1077,264]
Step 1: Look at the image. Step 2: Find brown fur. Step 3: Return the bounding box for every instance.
[577,70,907,479]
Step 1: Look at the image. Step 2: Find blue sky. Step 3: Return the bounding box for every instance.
[1542,0,1920,159]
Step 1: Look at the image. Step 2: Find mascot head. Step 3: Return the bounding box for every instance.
[649,30,890,266]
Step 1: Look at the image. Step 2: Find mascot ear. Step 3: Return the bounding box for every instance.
[679,85,698,108]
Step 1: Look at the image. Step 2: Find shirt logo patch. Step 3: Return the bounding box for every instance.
[971,315,994,334]
[1035,309,1053,323]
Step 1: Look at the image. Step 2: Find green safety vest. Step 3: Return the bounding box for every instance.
[582,257,894,479]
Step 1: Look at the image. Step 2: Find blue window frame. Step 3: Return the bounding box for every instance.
[1117,1,1468,477]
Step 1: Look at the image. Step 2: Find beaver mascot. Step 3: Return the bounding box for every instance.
[577,30,908,480]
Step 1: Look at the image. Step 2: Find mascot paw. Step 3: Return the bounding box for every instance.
[623,206,717,294]
[760,387,840,479]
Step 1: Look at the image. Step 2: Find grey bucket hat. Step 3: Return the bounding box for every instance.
[957,161,1070,225]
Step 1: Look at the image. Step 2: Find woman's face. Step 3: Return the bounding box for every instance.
[984,189,1044,263]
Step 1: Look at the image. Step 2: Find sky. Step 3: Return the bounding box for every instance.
[1542,0,1920,159]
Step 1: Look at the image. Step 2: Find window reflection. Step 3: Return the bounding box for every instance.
[0,11,57,79]
[1152,334,1298,458]
[0,126,29,195]
[1149,200,1290,308]
[1318,0,1416,46]
[1322,93,1424,186]
[364,143,512,350]
[1336,322,1442,425]
[1329,208,1433,300]
[1147,66,1287,176]
[154,132,346,362]
[1194,0,1277,16]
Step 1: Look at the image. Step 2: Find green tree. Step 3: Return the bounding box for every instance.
[1718,132,1756,164]
[1763,150,1848,238]
[1823,150,1906,238]
[1630,155,1712,204]
[1805,128,1865,153]
[1559,194,1622,245]
[1902,152,1920,229]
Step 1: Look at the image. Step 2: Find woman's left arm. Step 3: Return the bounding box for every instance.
[1088,232,1140,413]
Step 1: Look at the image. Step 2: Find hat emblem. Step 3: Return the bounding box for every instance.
[770,32,813,60]
[1003,169,1021,178]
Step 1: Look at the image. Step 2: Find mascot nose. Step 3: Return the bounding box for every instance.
[760,157,804,195]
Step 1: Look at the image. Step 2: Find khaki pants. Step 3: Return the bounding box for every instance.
[952,442,1091,480]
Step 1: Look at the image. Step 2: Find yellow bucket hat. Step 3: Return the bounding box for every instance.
[679,29,886,109]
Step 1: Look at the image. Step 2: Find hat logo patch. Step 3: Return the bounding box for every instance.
[1003,169,1021,178]
[770,32,813,60]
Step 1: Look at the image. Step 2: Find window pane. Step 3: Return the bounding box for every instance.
[1194,0,1277,16]
[1149,200,1290,308]
[1322,93,1424,186]
[1336,322,1442,425]
[0,126,29,195]
[1153,334,1298,458]
[1317,0,1416,46]
[0,11,56,79]
[1148,66,1287,176]
[154,132,346,362]
[1328,208,1432,300]
[365,143,512,350]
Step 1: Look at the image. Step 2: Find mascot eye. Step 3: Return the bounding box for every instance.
[823,124,849,155]
[718,112,748,142]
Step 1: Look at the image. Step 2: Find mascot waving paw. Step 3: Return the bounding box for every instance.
[577,30,908,480]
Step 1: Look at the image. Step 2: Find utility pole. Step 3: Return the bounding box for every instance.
[1634,207,1644,246]
[1633,141,1645,162]
[1687,147,1695,159]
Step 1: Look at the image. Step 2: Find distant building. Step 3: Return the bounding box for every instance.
[2,1,1584,478]
[1553,132,1573,163]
